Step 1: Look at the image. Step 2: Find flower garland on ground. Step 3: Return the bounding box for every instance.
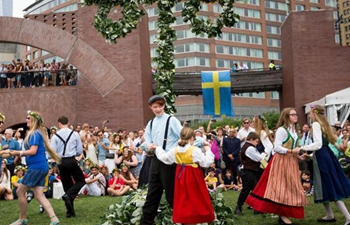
[83,0,239,114]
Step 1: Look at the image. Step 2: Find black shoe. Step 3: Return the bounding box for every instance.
[247,206,253,210]
[27,192,34,203]
[38,205,45,214]
[62,194,74,216]
[317,218,337,223]
[234,205,242,215]
[278,217,293,225]
[66,212,76,218]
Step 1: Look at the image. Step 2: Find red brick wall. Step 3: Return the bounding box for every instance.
[281,10,350,125]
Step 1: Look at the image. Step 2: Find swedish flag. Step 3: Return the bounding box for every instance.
[201,70,234,117]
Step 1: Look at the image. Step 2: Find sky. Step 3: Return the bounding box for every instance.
[13,0,36,18]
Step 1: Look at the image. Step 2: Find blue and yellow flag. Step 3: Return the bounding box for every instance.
[201,70,234,117]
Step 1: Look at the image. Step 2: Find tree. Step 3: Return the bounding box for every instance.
[83,0,240,114]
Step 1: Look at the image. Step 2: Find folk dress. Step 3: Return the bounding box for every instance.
[246,126,308,219]
[155,144,215,224]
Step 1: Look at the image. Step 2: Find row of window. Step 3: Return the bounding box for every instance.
[213,4,261,19]
[265,13,287,22]
[216,59,264,70]
[27,0,71,15]
[216,45,264,58]
[216,32,263,45]
[265,0,289,11]
[174,57,210,67]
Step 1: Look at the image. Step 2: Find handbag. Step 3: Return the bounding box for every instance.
[105,153,115,159]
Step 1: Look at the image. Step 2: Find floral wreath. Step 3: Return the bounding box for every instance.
[258,114,268,125]
[0,112,5,121]
[14,165,27,174]
[182,0,239,38]
[83,0,239,43]
[27,110,44,124]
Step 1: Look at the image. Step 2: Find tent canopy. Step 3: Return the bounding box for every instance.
[304,87,350,126]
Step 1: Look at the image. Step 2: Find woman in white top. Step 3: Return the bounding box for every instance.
[85,134,98,164]
[0,159,13,200]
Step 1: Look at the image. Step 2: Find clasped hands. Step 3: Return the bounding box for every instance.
[0,150,20,158]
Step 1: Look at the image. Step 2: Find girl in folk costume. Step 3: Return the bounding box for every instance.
[301,105,350,224]
[246,108,307,225]
[155,127,215,224]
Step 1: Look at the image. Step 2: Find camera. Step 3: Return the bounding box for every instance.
[185,120,191,123]
[18,128,24,131]
[211,119,216,122]
[106,120,109,123]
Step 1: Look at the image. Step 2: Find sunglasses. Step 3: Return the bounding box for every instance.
[0,121,3,125]
[243,122,250,124]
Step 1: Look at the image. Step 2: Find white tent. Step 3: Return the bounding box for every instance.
[304,87,350,127]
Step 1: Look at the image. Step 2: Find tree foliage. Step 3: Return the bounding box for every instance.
[83,0,240,114]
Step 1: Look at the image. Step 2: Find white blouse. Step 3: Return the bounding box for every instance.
[0,170,11,189]
[301,122,323,151]
[155,144,214,168]
[274,126,299,154]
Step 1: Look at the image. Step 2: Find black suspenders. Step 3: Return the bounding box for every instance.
[55,130,74,157]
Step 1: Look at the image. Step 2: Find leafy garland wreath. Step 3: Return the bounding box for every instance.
[83,0,239,43]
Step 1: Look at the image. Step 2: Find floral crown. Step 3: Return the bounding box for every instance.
[120,163,130,168]
[27,110,44,124]
[0,112,5,121]
[311,105,324,115]
[258,114,268,125]
[14,165,26,173]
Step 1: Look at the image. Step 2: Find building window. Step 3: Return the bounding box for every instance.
[146,7,159,16]
[311,7,320,10]
[234,21,262,31]
[26,46,31,51]
[266,25,281,34]
[175,57,210,67]
[237,92,266,98]
[26,54,31,61]
[236,0,260,6]
[310,0,320,3]
[265,0,288,11]
[295,4,305,11]
[265,13,287,22]
[216,59,263,70]
[267,38,282,47]
[268,51,282,60]
[270,91,280,99]
[42,50,50,56]
[325,0,336,7]
[149,21,158,30]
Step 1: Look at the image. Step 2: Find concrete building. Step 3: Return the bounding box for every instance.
[338,0,350,45]
[21,0,338,121]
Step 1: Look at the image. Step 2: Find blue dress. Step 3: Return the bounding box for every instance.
[313,137,350,203]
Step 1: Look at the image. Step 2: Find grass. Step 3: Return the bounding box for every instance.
[0,191,349,225]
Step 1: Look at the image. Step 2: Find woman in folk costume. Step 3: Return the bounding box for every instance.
[155,127,215,224]
[301,105,350,224]
[246,107,307,225]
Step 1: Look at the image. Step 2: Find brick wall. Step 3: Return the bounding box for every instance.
[281,10,350,125]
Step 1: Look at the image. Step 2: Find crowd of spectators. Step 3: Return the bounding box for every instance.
[0,59,77,89]
[0,116,349,203]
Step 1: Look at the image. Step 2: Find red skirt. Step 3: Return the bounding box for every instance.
[246,154,305,219]
[173,165,215,224]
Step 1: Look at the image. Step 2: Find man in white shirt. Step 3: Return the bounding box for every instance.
[80,165,106,196]
[237,62,249,72]
[237,118,255,147]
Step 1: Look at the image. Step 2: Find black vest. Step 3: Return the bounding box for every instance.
[240,142,260,172]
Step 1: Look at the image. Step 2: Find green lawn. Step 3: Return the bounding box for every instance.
[0,191,349,225]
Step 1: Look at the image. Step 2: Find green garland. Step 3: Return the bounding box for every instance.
[83,0,239,114]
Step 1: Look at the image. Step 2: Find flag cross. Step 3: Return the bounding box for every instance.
[202,71,231,115]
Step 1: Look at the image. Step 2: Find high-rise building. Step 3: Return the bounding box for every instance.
[22,0,338,120]
[0,0,19,64]
[338,0,350,46]
[0,0,13,17]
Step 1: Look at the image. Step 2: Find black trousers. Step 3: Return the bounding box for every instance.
[140,156,176,225]
[58,157,86,210]
[237,169,258,207]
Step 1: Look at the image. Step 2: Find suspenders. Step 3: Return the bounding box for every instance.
[150,116,172,150]
[55,130,74,157]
